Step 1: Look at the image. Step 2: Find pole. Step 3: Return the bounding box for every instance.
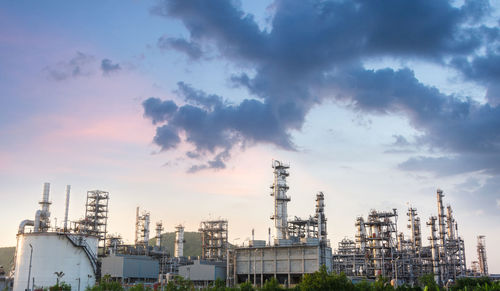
[27,244,33,291]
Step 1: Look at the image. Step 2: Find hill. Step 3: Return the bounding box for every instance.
[151,231,202,257]
[0,246,15,271]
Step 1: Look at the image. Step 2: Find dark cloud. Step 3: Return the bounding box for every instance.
[187,149,230,173]
[147,0,500,183]
[44,52,94,81]
[176,81,223,110]
[154,124,180,150]
[143,82,294,171]
[101,59,121,74]
[157,36,203,60]
[143,97,178,124]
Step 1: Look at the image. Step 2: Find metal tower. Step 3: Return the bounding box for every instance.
[83,190,109,255]
[477,235,488,276]
[270,160,291,241]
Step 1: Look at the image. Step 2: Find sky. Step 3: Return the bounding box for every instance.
[1,0,499,273]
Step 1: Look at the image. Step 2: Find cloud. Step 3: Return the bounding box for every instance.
[147,0,500,180]
[101,59,121,75]
[142,82,295,171]
[391,135,411,147]
[157,36,203,60]
[44,51,95,81]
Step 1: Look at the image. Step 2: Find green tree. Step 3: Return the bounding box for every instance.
[261,277,284,291]
[205,278,227,291]
[85,275,123,291]
[238,281,254,291]
[164,276,194,291]
[128,284,153,291]
[299,265,354,291]
[48,282,71,291]
[418,274,439,291]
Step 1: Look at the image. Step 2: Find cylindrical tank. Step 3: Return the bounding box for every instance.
[13,232,98,291]
[174,225,184,258]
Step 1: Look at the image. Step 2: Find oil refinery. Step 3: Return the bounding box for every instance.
[5,160,494,290]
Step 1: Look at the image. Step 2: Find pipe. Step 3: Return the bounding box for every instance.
[34,210,42,232]
[64,185,71,231]
[18,220,34,234]
[40,183,51,212]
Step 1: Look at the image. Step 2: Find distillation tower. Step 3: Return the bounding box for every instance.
[174,225,185,258]
[135,207,151,247]
[155,221,164,248]
[270,160,291,241]
[477,236,488,276]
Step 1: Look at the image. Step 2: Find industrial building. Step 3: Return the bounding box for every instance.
[101,253,159,283]
[178,260,226,288]
[227,160,332,287]
[12,183,99,291]
[332,189,467,285]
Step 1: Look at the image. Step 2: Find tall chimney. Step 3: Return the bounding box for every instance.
[63,185,71,231]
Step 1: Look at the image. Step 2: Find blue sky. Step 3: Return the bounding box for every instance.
[1,0,499,272]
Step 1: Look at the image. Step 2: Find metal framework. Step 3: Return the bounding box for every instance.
[477,235,488,276]
[135,207,151,247]
[332,189,466,286]
[83,190,109,255]
[199,219,228,261]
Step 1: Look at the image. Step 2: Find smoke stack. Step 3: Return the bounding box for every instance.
[63,185,71,231]
[35,182,52,232]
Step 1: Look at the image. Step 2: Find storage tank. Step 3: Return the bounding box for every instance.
[13,183,99,291]
[13,232,98,291]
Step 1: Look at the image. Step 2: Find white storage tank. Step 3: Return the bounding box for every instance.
[13,232,98,291]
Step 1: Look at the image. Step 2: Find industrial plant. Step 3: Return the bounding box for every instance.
[332,190,467,285]
[6,160,494,290]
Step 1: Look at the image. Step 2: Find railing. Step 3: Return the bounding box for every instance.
[65,234,99,274]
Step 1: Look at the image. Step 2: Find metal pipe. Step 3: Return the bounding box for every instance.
[34,210,42,232]
[27,244,33,291]
[41,183,50,212]
[64,185,71,232]
[18,220,34,234]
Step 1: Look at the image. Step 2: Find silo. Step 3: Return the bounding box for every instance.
[13,232,98,291]
[13,183,99,291]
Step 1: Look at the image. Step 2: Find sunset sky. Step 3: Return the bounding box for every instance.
[1,0,499,272]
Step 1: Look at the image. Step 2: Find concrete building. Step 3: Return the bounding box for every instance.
[178,260,226,288]
[101,253,159,283]
[228,243,332,286]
